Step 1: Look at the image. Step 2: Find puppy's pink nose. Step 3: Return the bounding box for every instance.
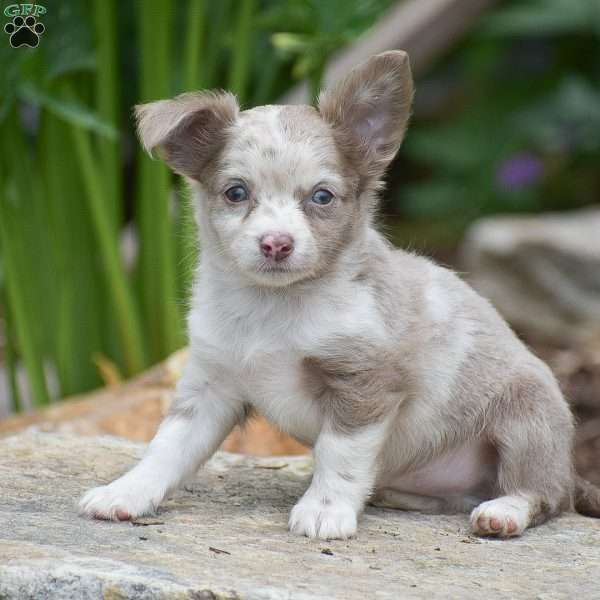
[260,232,294,261]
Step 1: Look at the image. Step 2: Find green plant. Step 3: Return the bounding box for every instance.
[394,0,600,226]
[269,0,394,99]
[0,0,392,411]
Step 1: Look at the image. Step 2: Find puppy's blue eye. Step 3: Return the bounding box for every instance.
[311,189,334,205]
[225,185,248,203]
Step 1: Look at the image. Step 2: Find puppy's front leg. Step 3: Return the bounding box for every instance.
[289,419,389,540]
[79,367,243,521]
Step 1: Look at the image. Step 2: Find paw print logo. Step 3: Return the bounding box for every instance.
[4,15,45,48]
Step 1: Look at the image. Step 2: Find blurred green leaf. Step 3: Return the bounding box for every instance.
[483,0,599,37]
[0,47,37,121]
[402,181,469,220]
[41,0,96,80]
[405,125,492,171]
[269,0,394,86]
[271,32,311,54]
[18,83,118,139]
[513,77,600,153]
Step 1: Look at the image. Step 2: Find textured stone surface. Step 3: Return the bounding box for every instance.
[461,208,600,344]
[1,432,599,599]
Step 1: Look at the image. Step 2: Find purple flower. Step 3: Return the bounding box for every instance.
[496,153,544,192]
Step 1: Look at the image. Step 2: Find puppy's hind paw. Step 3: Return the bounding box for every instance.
[289,497,357,540]
[78,478,159,522]
[470,496,531,538]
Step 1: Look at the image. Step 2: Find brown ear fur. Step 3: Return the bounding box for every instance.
[318,51,413,182]
[135,91,239,180]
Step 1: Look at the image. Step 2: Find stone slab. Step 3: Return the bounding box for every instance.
[1,432,599,599]
[461,208,600,345]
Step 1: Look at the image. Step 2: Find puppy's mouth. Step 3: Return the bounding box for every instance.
[233,251,315,286]
[247,258,312,287]
[256,259,300,274]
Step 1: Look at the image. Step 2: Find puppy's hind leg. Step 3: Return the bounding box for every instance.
[79,365,244,521]
[471,368,574,538]
[371,489,446,513]
[372,489,481,514]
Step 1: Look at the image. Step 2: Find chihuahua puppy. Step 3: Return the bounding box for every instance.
[80,51,599,539]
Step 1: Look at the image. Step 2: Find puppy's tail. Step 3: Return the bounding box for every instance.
[575,475,600,517]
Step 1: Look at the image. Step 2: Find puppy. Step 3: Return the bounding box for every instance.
[80,51,600,539]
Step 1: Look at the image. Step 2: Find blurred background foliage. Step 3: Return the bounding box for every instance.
[395,0,600,233]
[0,0,598,412]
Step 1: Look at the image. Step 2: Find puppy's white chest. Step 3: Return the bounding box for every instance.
[238,351,322,446]
[190,275,385,444]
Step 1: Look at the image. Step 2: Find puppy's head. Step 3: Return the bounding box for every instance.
[136,51,413,287]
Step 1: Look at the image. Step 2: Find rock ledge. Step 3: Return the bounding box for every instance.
[1,432,598,599]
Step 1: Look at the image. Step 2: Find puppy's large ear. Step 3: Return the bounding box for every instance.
[318,51,413,181]
[135,91,239,180]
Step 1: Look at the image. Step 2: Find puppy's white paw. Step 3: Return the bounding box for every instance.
[470,496,531,538]
[289,497,357,540]
[79,475,162,521]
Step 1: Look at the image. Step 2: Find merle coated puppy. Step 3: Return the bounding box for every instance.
[80,51,600,539]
